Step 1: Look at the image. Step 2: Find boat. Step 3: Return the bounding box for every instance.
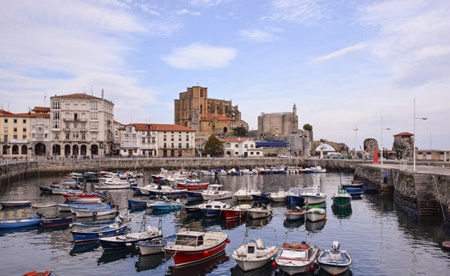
[268,188,288,202]
[128,199,152,208]
[251,193,270,203]
[201,184,233,201]
[317,241,352,275]
[274,240,319,275]
[342,179,364,188]
[234,186,261,201]
[231,232,278,272]
[163,228,230,267]
[40,215,73,228]
[0,216,42,229]
[140,184,187,199]
[0,200,31,208]
[286,187,305,207]
[150,199,184,212]
[305,208,327,222]
[31,202,57,209]
[300,186,327,205]
[186,191,203,201]
[331,187,352,208]
[246,204,272,219]
[199,200,231,218]
[74,205,117,218]
[22,271,53,276]
[222,203,252,220]
[138,234,176,255]
[345,187,364,199]
[99,220,162,250]
[71,222,128,243]
[176,178,209,190]
[284,207,305,220]
[63,193,102,204]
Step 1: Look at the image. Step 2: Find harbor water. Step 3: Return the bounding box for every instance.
[0,171,449,275]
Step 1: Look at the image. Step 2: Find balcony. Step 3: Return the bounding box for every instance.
[63,118,87,122]
[10,139,29,144]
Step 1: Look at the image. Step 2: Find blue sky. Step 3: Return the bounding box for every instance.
[1,0,449,150]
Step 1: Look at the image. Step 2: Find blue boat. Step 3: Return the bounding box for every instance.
[345,187,364,199]
[150,200,184,212]
[41,216,73,228]
[128,199,150,208]
[71,223,128,243]
[186,191,203,201]
[0,215,42,229]
[287,187,305,207]
[251,193,270,203]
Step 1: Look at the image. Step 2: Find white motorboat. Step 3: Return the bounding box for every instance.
[301,186,327,205]
[247,204,272,219]
[284,207,305,220]
[201,184,233,201]
[275,241,319,275]
[268,188,288,202]
[305,208,327,222]
[317,241,352,275]
[234,186,261,201]
[232,238,278,271]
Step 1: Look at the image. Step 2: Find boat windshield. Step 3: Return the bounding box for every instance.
[175,235,198,246]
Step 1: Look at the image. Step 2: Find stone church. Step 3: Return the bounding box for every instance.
[174,86,248,135]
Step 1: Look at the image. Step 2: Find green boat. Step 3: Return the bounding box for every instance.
[331,187,352,208]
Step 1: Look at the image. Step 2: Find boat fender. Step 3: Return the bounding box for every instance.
[93,212,97,217]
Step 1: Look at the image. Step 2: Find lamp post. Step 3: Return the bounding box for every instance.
[353,124,358,158]
[413,98,427,172]
[380,115,390,165]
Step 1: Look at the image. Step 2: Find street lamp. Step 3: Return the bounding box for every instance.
[413,98,427,172]
[353,124,358,158]
[380,115,390,165]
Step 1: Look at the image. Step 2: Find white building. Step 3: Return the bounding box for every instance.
[221,137,263,158]
[119,123,196,157]
[29,106,51,157]
[49,91,114,157]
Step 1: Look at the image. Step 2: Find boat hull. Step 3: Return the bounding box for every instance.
[99,234,162,250]
[166,241,227,267]
[0,216,42,229]
[71,225,128,243]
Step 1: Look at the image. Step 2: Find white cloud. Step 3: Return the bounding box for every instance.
[188,0,226,7]
[265,0,325,24]
[239,29,278,43]
[176,9,201,16]
[312,43,367,62]
[162,43,237,69]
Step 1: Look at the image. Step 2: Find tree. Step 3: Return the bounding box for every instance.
[232,126,248,136]
[203,134,223,157]
[303,124,313,131]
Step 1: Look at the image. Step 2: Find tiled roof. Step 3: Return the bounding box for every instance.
[202,113,233,121]
[220,137,249,143]
[32,106,50,112]
[393,132,413,137]
[53,93,109,101]
[128,123,195,132]
[0,109,14,115]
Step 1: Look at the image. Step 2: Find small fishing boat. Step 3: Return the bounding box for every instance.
[246,204,272,219]
[138,234,176,255]
[74,205,117,218]
[201,184,233,201]
[31,202,57,209]
[40,215,73,228]
[234,187,261,201]
[199,200,231,218]
[345,187,364,199]
[21,270,53,276]
[63,193,102,204]
[0,216,42,229]
[287,187,305,206]
[222,203,252,220]
[176,178,209,190]
[0,200,31,208]
[231,232,278,272]
[128,199,152,208]
[268,188,288,202]
[305,208,327,222]
[163,228,230,267]
[317,241,352,275]
[342,180,364,189]
[71,223,128,243]
[284,207,305,220]
[99,225,162,250]
[149,199,184,212]
[301,186,327,205]
[274,240,319,275]
[331,187,352,208]
[186,191,203,201]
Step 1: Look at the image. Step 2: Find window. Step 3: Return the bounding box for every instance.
[14,119,17,123]
[178,143,182,148]
[22,135,26,139]
[74,123,77,129]
[53,121,60,129]
[23,119,26,124]
[54,133,59,140]
[235,144,238,148]
[186,134,189,141]
[53,111,60,120]
[3,119,7,123]
[90,112,98,120]
[23,128,26,132]
[171,135,174,141]
[186,143,189,148]
[13,128,17,132]
[163,135,167,141]
[81,133,86,140]
[52,101,60,109]
[90,101,98,110]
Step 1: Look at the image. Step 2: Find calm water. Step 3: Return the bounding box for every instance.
[1,171,449,276]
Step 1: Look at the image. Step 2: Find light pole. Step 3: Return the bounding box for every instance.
[413,98,427,172]
[353,124,358,158]
[380,115,390,165]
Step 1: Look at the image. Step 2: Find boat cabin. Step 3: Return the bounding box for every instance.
[206,184,223,193]
[175,233,204,247]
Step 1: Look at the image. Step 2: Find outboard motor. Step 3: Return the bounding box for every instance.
[332,241,340,250]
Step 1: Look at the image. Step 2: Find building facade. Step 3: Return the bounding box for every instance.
[221,137,263,158]
[49,91,114,158]
[119,123,196,157]
[174,86,248,135]
[258,104,299,136]
[0,110,32,158]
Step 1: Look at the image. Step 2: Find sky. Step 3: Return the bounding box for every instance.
[1,0,449,151]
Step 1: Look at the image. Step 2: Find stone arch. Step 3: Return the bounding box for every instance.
[64,144,71,156]
[52,144,61,156]
[312,139,350,155]
[35,143,46,155]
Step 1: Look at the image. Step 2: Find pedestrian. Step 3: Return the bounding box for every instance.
[383,172,388,184]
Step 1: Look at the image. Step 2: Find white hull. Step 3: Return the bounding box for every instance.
[231,239,278,272]
[235,258,272,271]
[247,208,272,219]
[305,208,326,222]
[302,195,326,205]
[139,244,164,255]
[75,208,116,218]
[201,192,233,201]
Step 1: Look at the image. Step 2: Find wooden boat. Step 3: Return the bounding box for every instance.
[231,238,278,271]
[317,241,352,275]
[176,178,209,190]
[99,225,162,250]
[0,215,42,229]
[201,184,233,201]
[342,179,364,188]
[63,193,102,204]
[138,235,176,255]
[22,270,53,276]
[71,223,128,243]
[74,205,117,218]
[234,187,261,201]
[332,187,352,208]
[222,204,252,220]
[163,228,229,267]
[32,202,57,209]
[246,204,272,219]
[41,215,73,228]
[305,208,327,222]
[199,200,231,218]
[274,241,319,275]
[345,187,364,198]
[128,199,152,208]
[0,200,31,208]
[58,203,107,213]
[284,207,305,220]
[268,188,288,202]
[287,187,305,206]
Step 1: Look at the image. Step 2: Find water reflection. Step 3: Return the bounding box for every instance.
[230,262,275,276]
[331,205,352,219]
[70,241,100,255]
[165,250,229,276]
[246,216,272,228]
[98,248,138,264]
[135,252,169,272]
[283,218,305,229]
[305,219,326,232]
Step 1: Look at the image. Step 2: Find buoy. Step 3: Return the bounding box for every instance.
[271,261,277,268]
[203,250,209,256]
[226,239,231,243]
[309,264,315,271]
[442,241,450,251]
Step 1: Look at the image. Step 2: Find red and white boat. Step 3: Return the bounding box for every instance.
[176,178,209,190]
[63,193,102,204]
[222,203,252,220]
[163,229,230,267]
